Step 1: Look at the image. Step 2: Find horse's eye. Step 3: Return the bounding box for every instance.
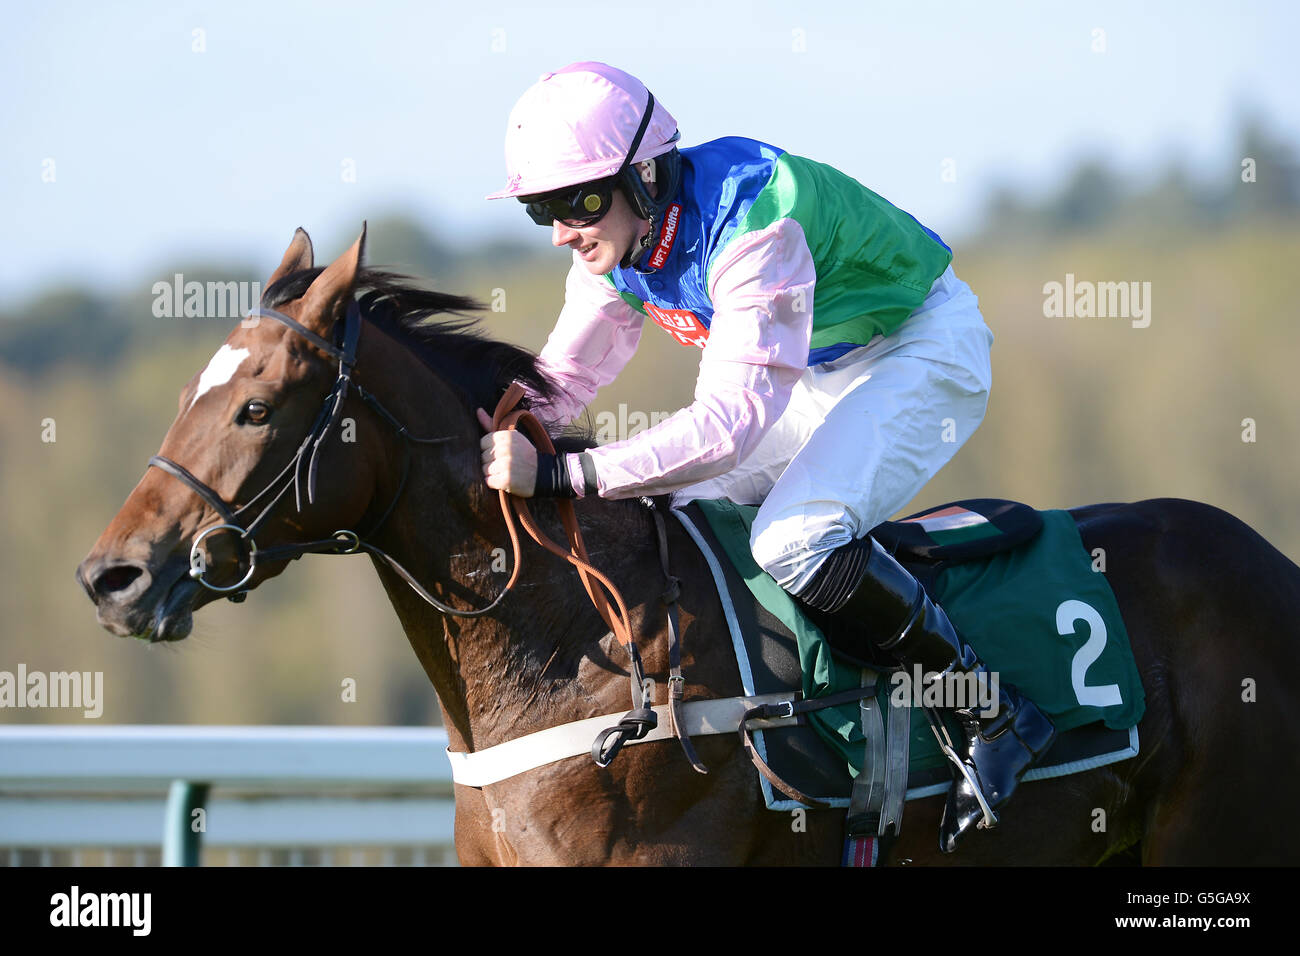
[240,400,271,425]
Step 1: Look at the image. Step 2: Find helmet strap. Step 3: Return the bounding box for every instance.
[614,90,659,270]
[617,91,656,180]
[618,91,658,210]
[620,213,657,270]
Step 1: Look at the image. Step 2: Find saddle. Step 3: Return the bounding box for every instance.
[672,497,1145,864]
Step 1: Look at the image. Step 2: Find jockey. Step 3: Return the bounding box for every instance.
[480,61,1055,852]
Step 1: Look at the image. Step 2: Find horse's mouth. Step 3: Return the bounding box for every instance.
[98,572,203,644]
[142,575,203,643]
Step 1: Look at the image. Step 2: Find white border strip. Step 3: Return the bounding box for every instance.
[903,724,1141,801]
[672,507,793,809]
[671,507,756,696]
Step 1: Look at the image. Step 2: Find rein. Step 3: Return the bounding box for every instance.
[489,382,704,770]
[148,300,703,770]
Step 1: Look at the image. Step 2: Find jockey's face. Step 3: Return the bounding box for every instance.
[551,188,650,276]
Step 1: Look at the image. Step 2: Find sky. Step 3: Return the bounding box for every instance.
[2,0,1297,308]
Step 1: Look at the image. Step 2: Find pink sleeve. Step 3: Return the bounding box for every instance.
[584,218,816,499]
[522,253,646,428]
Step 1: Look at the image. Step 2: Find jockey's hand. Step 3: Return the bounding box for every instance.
[476,407,538,497]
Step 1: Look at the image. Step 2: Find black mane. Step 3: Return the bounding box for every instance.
[262,266,595,451]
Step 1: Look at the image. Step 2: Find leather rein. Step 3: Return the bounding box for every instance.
[147,300,704,772]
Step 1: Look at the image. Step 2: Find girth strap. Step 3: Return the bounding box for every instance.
[880,680,911,835]
[844,670,908,838]
[447,692,799,788]
[847,671,887,834]
[737,686,879,809]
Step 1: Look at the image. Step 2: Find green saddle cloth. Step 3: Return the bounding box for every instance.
[694,499,1146,776]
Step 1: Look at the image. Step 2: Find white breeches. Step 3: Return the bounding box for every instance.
[670,265,994,595]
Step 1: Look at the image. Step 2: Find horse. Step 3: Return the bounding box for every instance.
[78,227,1300,865]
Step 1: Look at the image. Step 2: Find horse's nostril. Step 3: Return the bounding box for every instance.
[92,564,143,598]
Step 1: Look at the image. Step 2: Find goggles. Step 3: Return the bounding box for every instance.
[521,177,619,228]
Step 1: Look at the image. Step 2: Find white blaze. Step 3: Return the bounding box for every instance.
[189,344,250,411]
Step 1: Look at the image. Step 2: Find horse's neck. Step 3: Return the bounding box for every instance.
[354,335,660,752]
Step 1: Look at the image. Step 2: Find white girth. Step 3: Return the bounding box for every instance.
[446,692,798,787]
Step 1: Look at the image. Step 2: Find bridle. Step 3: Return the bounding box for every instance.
[148,300,508,616]
[148,297,705,769]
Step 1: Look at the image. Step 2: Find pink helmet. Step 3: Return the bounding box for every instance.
[486,61,680,200]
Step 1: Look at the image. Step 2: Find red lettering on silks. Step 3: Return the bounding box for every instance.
[645,303,709,348]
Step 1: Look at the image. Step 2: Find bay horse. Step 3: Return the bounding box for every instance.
[78,227,1300,865]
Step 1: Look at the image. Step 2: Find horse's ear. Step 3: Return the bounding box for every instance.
[266,227,315,288]
[296,223,366,336]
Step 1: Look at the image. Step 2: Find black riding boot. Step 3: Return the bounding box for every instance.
[794,534,1057,853]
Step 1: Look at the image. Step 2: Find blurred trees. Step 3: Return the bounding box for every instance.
[980,112,1300,240]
